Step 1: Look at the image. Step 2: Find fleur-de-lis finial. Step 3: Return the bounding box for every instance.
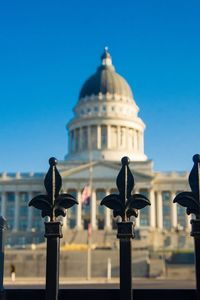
[101,157,150,221]
[174,154,200,218]
[29,157,78,221]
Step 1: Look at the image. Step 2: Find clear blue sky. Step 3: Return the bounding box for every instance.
[0,0,200,172]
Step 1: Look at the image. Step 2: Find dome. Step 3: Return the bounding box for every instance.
[79,48,133,100]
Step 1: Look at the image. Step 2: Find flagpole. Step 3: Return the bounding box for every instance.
[88,127,94,229]
[87,127,93,280]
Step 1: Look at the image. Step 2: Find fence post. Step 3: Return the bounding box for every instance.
[101,157,150,300]
[174,154,200,300]
[29,157,78,300]
[0,216,6,300]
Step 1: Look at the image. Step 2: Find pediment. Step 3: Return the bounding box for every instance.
[60,161,154,183]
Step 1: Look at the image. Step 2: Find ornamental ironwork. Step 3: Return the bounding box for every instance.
[29,157,78,221]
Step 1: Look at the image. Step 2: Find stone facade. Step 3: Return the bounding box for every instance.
[0,49,191,248]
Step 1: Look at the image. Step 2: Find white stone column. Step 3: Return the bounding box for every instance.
[135,211,140,228]
[27,192,33,230]
[171,192,178,230]
[1,192,6,217]
[186,212,191,231]
[91,189,97,230]
[149,189,156,228]
[97,125,101,149]
[76,190,83,230]
[157,191,163,230]
[134,189,140,228]
[14,192,20,231]
[105,189,111,231]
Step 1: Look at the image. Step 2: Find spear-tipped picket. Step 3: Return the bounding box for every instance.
[101,157,151,300]
[101,156,150,221]
[29,157,78,221]
[173,154,200,300]
[28,157,78,300]
[173,154,200,218]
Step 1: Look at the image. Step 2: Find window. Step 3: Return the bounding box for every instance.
[70,131,75,153]
[176,191,186,228]
[96,190,105,216]
[75,128,80,152]
[82,127,88,150]
[19,219,28,231]
[67,189,77,229]
[139,189,150,226]
[96,190,105,230]
[7,192,15,202]
[6,192,15,230]
[162,192,171,229]
[19,192,28,217]
[101,125,107,148]
[91,126,97,149]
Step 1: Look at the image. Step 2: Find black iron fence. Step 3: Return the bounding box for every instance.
[0,155,200,300]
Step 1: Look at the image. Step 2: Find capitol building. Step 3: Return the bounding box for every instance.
[0,49,191,248]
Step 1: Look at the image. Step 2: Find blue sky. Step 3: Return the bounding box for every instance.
[0,0,200,172]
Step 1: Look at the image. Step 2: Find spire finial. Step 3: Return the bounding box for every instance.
[101,47,112,66]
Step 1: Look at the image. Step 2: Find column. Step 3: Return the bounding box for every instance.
[157,191,163,230]
[186,211,191,232]
[76,190,83,230]
[97,125,101,149]
[14,192,20,231]
[134,189,140,228]
[105,189,111,230]
[90,189,97,230]
[61,190,67,233]
[149,189,156,228]
[171,192,178,230]
[1,192,6,217]
[27,192,33,230]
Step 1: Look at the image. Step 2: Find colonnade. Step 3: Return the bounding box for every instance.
[0,191,40,231]
[0,189,191,232]
[69,125,143,154]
